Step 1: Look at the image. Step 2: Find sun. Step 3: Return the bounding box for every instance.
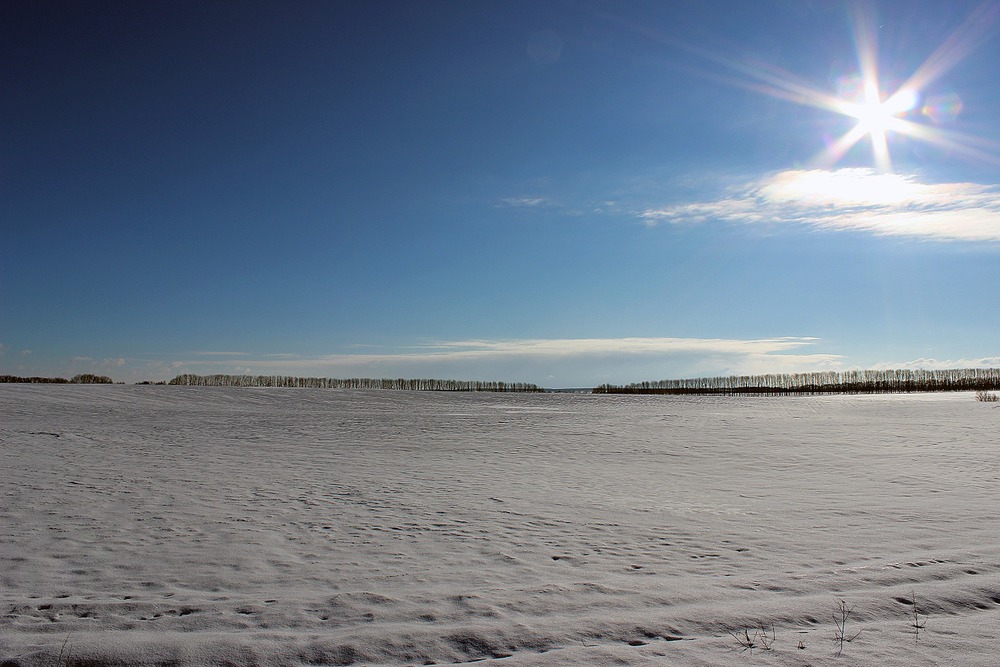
[678,3,1000,171]
[851,85,917,136]
[815,4,1000,171]
[833,81,921,172]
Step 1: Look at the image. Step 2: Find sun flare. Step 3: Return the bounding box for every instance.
[820,4,1000,171]
[685,3,1000,172]
[834,81,921,171]
[850,86,917,136]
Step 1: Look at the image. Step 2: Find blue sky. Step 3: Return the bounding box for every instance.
[4,0,1000,387]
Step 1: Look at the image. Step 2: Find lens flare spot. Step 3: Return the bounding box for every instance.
[921,93,964,123]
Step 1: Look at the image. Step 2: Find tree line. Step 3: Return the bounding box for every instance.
[0,374,114,384]
[593,368,1000,395]
[167,374,543,392]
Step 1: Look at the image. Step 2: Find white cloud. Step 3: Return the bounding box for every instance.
[412,336,821,358]
[183,336,825,366]
[641,168,1000,241]
[187,351,248,356]
[500,197,550,208]
[872,356,1000,370]
[168,336,842,386]
[5,338,845,387]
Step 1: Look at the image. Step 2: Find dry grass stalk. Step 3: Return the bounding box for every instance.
[834,599,862,656]
[910,591,926,641]
[729,623,774,653]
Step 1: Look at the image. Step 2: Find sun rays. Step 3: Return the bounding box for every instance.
[815,3,999,171]
[826,76,919,171]
[670,3,1000,171]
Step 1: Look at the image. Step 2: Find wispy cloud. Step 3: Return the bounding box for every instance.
[181,336,826,365]
[187,351,248,356]
[70,356,125,367]
[872,356,1000,370]
[5,337,844,386]
[641,168,1000,241]
[166,336,842,386]
[412,336,820,358]
[500,196,551,208]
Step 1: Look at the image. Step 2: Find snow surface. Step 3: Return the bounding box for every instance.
[2,385,1000,666]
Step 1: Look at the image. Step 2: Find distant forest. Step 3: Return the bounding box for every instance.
[0,374,114,384]
[168,374,544,392]
[593,368,1000,395]
[4,369,1000,395]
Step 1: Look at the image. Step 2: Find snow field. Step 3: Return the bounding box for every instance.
[2,385,1000,665]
